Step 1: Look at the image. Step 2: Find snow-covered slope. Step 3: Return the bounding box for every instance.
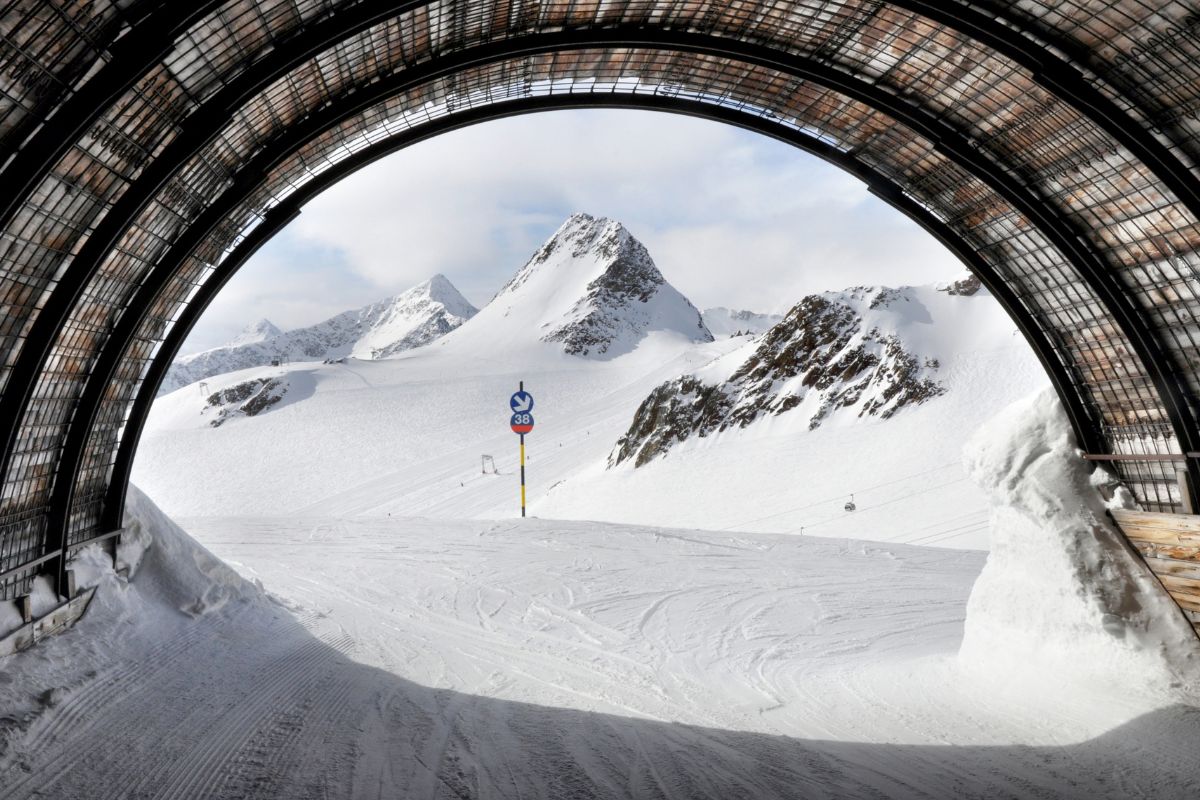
[701,306,783,338]
[11,400,1200,797]
[435,213,712,359]
[161,274,477,394]
[137,267,1045,549]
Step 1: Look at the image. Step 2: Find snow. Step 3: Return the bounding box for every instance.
[135,277,1043,550]
[0,596,22,637]
[4,431,1200,796]
[701,306,784,337]
[27,577,61,618]
[226,318,283,348]
[437,213,711,359]
[19,214,1184,793]
[959,388,1200,690]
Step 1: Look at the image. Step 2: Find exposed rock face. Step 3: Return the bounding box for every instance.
[938,274,983,296]
[205,378,287,427]
[541,228,667,356]
[162,274,477,394]
[610,287,947,468]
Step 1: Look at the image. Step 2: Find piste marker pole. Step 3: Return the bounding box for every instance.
[510,380,534,518]
[519,380,526,518]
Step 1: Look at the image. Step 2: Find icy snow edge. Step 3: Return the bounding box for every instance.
[960,388,1200,691]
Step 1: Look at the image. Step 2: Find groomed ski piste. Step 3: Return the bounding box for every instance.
[1,390,1200,798]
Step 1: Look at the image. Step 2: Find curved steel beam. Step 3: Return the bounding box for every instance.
[96,92,1101,534]
[5,0,1200,288]
[0,1,226,224]
[890,0,1200,217]
[937,1,1200,161]
[13,29,1198,531]
[0,0,437,234]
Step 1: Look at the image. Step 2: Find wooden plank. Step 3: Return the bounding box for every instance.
[1083,454,1187,461]
[1112,509,1200,533]
[1142,556,1200,582]
[1169,593,1200,614]
[1111,509,1200,546]
[1133,541,1200,562]
[1155,574,1200,608]
[1157,572,1200,594]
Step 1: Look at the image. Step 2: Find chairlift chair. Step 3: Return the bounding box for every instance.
[844,494,856,512]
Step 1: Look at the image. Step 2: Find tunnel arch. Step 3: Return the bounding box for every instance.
[2,2,1200,604]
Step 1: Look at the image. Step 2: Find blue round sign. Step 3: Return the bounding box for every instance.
[511,412,534,434]
[510,391,534,414]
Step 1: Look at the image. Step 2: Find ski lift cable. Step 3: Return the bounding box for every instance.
[901,516,993,545]
[716,460,962,531]
[909,523,992,546]
[883,510,984,542]
[921,524,992,545]
[875,508,990,543]
[776,476,971,535]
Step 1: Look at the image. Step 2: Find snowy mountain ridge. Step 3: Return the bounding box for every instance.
[610,285,966,467]
[226,318,283,348]
[162,274,477,394]
[438,213,712,359]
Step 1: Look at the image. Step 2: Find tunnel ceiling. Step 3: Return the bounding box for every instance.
[2,0,1200,599]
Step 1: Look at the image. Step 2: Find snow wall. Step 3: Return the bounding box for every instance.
[960,388,1200,691]
[65,484,263,623]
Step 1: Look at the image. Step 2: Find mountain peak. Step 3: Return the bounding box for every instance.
[464,214,711,359]
[402,273,476,320]
[228,318,283,348]
[522,213,640,268]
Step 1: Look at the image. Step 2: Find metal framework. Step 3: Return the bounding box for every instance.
[2,1,1200,602]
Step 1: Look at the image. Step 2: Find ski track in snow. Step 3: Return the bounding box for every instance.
[4,516,1199,798]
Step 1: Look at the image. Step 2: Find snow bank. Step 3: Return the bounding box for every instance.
[0,486,264,769]
[959,388,1200,691]
[64,484,260,623]
[113,485,262,616]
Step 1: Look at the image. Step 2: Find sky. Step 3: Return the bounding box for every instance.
[181,109,966,354]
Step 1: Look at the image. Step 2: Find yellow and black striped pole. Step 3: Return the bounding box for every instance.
[519,380,527,517]
[511,380,533,517]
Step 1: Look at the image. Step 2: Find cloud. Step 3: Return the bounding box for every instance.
[182,109,963,352]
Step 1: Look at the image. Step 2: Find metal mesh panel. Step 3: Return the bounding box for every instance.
[0,0,132,152]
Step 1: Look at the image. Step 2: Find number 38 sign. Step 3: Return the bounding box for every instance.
[510,389,535,434]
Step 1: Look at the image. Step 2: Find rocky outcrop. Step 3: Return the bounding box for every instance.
[610,287,946,467]
[205,378,287,427]
[937,274,983,296]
